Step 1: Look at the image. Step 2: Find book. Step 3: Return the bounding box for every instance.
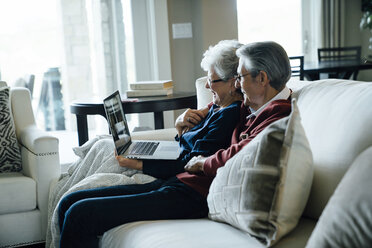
[129,80,173,90]
[126,87,173,97]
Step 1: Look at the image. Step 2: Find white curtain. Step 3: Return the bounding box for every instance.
[302,0,322,62]
[321,0,346,48]
[302,0,346,62]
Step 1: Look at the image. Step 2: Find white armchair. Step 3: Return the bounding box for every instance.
[0,82,61,247]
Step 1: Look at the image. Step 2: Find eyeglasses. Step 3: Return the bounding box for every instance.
[207,78,225,86]
[234,73,251,83]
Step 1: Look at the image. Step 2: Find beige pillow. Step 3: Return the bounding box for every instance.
[306,146,372,248]
[208,99,313,246]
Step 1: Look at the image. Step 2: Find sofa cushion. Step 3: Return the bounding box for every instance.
[100,217,316,248]
[290,79,372,219]
[207,99,313,246]
[0,209,42,247]
[0,172,36,214]
[0,86,22,173]
[305,146,372,248]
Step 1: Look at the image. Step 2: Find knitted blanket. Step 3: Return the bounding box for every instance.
[46,136,156,248]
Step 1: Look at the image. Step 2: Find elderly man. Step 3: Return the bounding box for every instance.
[183,41,292,196]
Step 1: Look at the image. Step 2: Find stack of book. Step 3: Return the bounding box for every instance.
[126,80,173,97]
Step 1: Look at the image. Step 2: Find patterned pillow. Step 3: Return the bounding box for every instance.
[0,86,22,172]
[207,99,313,246]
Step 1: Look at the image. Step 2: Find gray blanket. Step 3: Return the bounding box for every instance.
[46,136,156,248]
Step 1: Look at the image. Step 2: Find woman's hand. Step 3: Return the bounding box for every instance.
[116,155,143,170]
[184,155,207,174]
[175,107,209,136]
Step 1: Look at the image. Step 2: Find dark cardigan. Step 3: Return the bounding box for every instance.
[142,101,241,179]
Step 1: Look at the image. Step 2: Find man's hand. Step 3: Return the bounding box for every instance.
[184,155,207,174]
[175,107,209,136]
[116,156,143,171]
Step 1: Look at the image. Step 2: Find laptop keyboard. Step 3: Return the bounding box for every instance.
[129,141,160,156]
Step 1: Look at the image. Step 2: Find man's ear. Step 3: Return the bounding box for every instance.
[259,71,270,86]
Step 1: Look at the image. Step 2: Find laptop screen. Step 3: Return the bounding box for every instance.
[103,91,132,155]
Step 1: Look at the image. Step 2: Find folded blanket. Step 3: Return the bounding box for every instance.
[46,136,156,248]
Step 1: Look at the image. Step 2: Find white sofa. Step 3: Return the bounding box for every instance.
[0,83,61,247]
[99,77,372,247]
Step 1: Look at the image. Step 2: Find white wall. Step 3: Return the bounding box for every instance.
[166,0,238,118]
[167,0,238,97]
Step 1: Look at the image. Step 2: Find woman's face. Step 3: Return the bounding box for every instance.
[206,69,235,107]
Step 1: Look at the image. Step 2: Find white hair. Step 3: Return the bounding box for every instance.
[200,40,243,81]
[236,41,291,91]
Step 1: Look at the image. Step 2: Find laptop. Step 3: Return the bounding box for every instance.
[103,90,181,160]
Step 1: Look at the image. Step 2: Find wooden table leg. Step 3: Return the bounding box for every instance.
[76,114,88,146]
[154,111,164,129]
[304,72,320,81]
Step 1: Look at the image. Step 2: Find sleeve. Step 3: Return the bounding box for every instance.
[174,102,214,142]
[203,105,291,178]
[203,136,253,178]
[180,104,240,164]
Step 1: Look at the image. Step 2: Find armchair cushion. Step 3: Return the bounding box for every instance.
[0,86,22,172]
[0,172,36,214]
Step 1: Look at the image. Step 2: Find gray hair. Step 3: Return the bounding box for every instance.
[236,41,291,91]
[201,40,243,81]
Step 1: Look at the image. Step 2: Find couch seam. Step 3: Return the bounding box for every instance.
[20,143,59,157]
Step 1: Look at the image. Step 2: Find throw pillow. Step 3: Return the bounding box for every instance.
[207,99,313,247]
[306,146,372,248]
[0,86,22,172]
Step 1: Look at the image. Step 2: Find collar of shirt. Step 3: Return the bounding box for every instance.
[246,86,291,120]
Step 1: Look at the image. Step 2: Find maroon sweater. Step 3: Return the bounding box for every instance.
[176,99,292,197]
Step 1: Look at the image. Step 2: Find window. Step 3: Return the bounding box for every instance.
[237,0,302,57]
[122,0,136,86]
[0,0,63,130]
[0,0,139,133]
[0,0,171,136]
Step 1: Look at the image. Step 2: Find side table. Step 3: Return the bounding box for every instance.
[70,92,197,146]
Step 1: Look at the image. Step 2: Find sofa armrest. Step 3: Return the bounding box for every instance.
[10,87,36,139]
[19,126,61,236]
[9,86,61,236]
[195,77,213,109]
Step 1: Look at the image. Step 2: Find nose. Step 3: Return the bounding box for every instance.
[205,80,210,89]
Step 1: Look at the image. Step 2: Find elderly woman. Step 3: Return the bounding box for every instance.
[58,40,243,248]
[184,41,292,181]
[115,40,244,177]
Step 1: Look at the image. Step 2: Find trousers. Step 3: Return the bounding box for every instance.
[58,177,208,248]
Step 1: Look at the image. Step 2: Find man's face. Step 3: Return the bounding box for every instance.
[235,60,263,108]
